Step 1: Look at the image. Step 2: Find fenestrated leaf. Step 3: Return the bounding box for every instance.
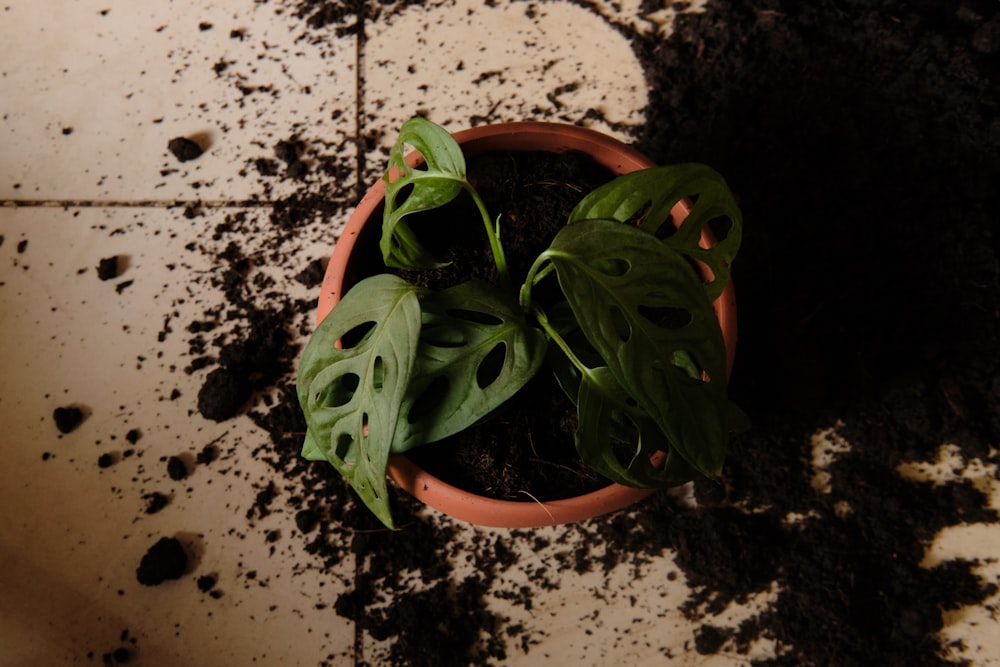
[567,164,742,302]
[575,367,702,488]
[296,273,422,529]
[574,366,638,485]
[392,280,547,450]
[381,117,468,270]
[544,309,705,488]
[544,219,729,478]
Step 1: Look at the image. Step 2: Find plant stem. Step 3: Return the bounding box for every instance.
[521,252,593,379]
[519,252,556,312]
[464,183,511,290]
[531,304,591,379]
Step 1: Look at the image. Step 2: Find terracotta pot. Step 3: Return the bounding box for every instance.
[316,122,737,528]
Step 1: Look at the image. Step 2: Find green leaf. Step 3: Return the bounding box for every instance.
[381,117,468,270]
[575,367,701,488]
[574,366,641,485]
[394,280,547,450]
[300,430,325,461]
[544,219,729,478]
[296,274,422,529]
[543,304,704,488]
[568,164,742,302]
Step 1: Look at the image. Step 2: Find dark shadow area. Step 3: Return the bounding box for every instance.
[636,0,999,432]
[626,3,1000,664]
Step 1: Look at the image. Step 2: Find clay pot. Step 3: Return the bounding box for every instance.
[315,122,737,528]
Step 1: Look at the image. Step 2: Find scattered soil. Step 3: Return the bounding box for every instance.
[196,574,217,592]
[166,456,188,481]
[53,406,85,434]
[135,537,188,586]
[143,492,169,515]
[97,256,120,281]
[166,137,204,163]
[294,257,327,287]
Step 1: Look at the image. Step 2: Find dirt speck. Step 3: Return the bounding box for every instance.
[53,406,85,434]
[136,537,188,586]
[97,256,121,281]
[167,137,204,163]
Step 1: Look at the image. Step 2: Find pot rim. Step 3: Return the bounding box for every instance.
[315,120,737,528]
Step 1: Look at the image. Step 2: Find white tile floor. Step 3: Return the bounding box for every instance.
[2,1,998,666]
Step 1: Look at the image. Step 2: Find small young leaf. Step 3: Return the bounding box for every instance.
[296,273,423,529]
[545,219,729,478]
[381,117,468,270]
[393,280,547,450]
[568,164,742,302]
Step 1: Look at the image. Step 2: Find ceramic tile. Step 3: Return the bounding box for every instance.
[1,0,357,202]
[0,205,353,665]
[359,0,696,182]
[899,445,1000,666]
[359,522,779,665]
[362,0,645,128]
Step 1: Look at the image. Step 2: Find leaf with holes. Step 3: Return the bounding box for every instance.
[567,164,742,301]
[575,367,703,487]
[544,218,729,477]
[296,273,422,529]
[392,280,547,450]
[544,307,705,487]
[381,116,469,270]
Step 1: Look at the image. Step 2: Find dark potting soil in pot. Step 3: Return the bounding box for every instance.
[351,148,627,501]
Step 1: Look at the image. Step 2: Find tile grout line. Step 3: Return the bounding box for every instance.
[353,1,368,206]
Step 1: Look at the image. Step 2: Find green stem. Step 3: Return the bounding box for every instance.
[531,305,591,379]
[534,304,647,420]
[521,252,591,380]
[464,182,511,291]
[519,251,559,312]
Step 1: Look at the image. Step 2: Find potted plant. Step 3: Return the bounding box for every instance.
[297,117,742,529]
